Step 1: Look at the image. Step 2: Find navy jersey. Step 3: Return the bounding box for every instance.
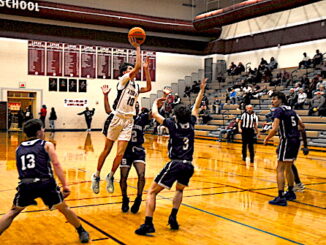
[273,106,301,139]
[163,115,196,161]
[16,139,53,179]
[128,112,150,147]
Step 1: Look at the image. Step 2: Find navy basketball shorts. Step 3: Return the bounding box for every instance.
[120,146,146,168]
[13,179,63,210]
[154,160,194,189]
[277,137,300,161]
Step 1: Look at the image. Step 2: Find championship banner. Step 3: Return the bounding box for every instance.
[46,42,63,76]
[64,44,80,77]
[28,40,45,75]
[81,45,96,78]
[112,48,127,79]
[97,47,112,79]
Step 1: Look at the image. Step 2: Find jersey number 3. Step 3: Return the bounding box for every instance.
[21,154,36,171]
[183,137,189,150]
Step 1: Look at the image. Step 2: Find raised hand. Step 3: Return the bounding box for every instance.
[128,36,140,48]
[101,85,111,95]
[200,78,208,90]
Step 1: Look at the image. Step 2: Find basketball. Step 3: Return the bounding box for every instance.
[128,27,146,46]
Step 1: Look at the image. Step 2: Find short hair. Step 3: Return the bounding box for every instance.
[23,119,43,137]
[173,104,191,123]
[119,63,134,76]
[271,91,288,104]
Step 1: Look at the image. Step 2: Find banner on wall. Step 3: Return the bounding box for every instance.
[64,99,88,107]
[112,48,128,79]
[127,49,142,81]
[28,40,45,75]
[81,45,96,78]
[97,47,112,79]
[46,42,63,76]
[64,44,80,77]
[143,51,156,81]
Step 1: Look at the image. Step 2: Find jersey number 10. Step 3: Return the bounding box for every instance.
[127,97,135,106]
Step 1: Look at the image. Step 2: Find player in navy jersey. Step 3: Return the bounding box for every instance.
[135,77,207,235]
[120,107,151,213]
[0,119,89,243]
[264,92,309,206]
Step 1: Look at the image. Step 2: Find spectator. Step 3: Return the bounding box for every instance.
[212,97,221,114]
[268,57,278,70]
[294,88,307,109]
[49,107,57,132]
[321,60,326,78]
[309,92,325,116]
[184,86,191,98]
[230,89,237,104]
[234,62,245,75]
[218,117,239,142]
[312,49,323,67]
[300,75,310,89]
[39,105,47,128]
[172,93,181,107]
[299,52,311,69]
[261,108,275,133]
[201,93,209,109]
[77,107,95,131]
[200,105,212,124]
[191,81,200,94]
[227,62,236,75]
[17,108,24,128]
[8,109,12,129]
[286,88,297,108]
[24,106,33,122]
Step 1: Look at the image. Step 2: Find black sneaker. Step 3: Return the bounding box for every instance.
[284,191,296,201]
[268,196,287,206]
[168,215,179,230]
[78,230,90,243]
[121,196,129,213]
[131,196,142,214]
[135,223,155,235]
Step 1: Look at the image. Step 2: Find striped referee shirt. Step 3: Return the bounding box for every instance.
[240,112,258,129]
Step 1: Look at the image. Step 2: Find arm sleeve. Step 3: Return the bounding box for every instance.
[163,118,175,131]
[117,73,130,90]
[273,108,283,119]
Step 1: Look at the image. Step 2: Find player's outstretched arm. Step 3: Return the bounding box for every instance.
[129,38,141,80]
[192,78,207,117]
[45,142,70,197]
[140,57,152,93]
[101,85,112,114]
[264,118,279,145]
[152,98,166,125]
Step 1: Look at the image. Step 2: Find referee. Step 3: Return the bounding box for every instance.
[238,105,259,163]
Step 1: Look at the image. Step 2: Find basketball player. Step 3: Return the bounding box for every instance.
[92,39,152,194]
[0,119,89,243]
[264,92,309,206]
[100,85,150,213]
[120,106,151,213]
[135,78,207,235]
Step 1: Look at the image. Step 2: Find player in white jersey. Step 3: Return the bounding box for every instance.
[92,40,152,194]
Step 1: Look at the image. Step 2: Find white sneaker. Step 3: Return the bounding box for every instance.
[106,175,114,193]
[91,174,100,194]
[293,183,305,192]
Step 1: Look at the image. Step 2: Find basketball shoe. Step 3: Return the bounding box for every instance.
[91,174,100,194]
[268,196,287,206]
[106,175,114,193]
[135,223,155,235]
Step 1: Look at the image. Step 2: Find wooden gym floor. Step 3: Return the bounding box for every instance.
[0,131,325,245]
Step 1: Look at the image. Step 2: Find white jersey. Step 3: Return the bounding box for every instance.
[113,73,140,116]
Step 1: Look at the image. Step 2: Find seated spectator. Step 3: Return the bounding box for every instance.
[218,117,239,142]
[316,76,326,90]
[299,52,311,69]
[300,75,310,89]
[312,49,323,67]
[259,58,268,69]
[321,60,326,78]
[172,93,181,107]
[268,57,278,70]
[227,62,236,75]
[293,82,302,92]
[252,85,267,98]
[200,105,212,124]
[213,97,222,114]
[261,108,275,133]
[287,88,298,108]
[294,88,307,109]
[184,86,191,98]
[234,62,245,75]
[230,89,237,104]
[201,93,209,110]
[309,91,325,116]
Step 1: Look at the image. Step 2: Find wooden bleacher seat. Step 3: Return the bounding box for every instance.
[305,124,326,131]
[195,130,209,136]
[195,125,219,131]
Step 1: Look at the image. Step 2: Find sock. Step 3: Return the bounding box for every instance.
[108,172,114,179]
[76,225,85,234]
[278,190,284,197]
[145,216,153,225]
[170,208,178,218]
[288,186,294,193]
[95,171,100,177]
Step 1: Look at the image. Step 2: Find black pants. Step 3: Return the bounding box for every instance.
[241,128,255,162]
[86,119,92,129]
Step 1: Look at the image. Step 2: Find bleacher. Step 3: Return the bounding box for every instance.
[142,63,326,150]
